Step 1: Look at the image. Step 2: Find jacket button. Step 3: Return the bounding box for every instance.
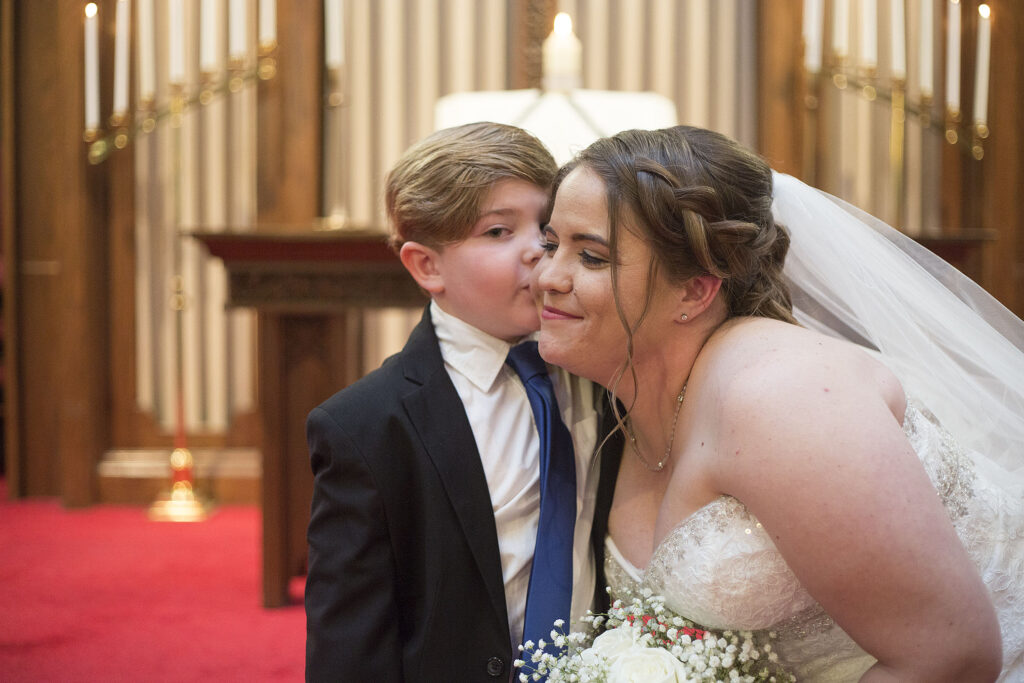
[485,656,505,678]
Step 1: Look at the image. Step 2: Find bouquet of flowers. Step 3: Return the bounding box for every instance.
[515,589,795,682]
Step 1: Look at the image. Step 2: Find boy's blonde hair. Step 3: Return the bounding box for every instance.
[385,122,557,250]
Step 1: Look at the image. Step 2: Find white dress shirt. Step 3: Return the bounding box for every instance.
[431,301,601,650]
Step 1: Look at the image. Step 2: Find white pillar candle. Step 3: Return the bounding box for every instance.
[945,0,961,113]
[803,0,824,72]
[890,0,906,80]
[84,2,100,130]
[200,0,221,73]
[137,0,156,102]
[325,0,345,70]
[168,0,186,84]
[860,0,878,69]
[112,0,130,116]
[542,12,582,90]
[259,0,276,47]
[833,0,850,60]
[229,0,247,60]
[973,4,991,126]
[919,0,934,97]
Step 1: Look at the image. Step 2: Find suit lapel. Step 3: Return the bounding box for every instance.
[399,308,510,633]
[590,393,625,612]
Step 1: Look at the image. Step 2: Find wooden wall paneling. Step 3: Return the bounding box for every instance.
[57,0,110,506]
[13,2,61,496]
[1,0,21,493]
[108,135,144,447]
[13,1,111,504]
[756,1,803,176]
[256,0,322,229]
[14,1,110,503]
[979,1,1023,316]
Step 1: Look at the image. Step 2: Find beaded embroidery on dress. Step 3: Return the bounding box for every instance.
[605,401,1024,682]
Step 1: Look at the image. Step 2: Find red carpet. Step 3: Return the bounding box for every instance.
[0,479,305,682]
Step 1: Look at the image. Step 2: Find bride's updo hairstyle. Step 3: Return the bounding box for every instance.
[556,126,797,327]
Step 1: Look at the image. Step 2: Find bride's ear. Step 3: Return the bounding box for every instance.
[399,241,445,295]
[675,275,722,323]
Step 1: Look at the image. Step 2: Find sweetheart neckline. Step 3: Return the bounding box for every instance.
[606,402,921,575]
[606,494,741,576]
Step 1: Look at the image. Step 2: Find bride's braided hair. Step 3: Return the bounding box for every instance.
[556,126,797,326]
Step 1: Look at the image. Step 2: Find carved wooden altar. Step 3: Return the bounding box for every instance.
[196,230,424,607]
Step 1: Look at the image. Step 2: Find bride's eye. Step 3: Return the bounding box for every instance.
[540,239,558,254]
[581,250,609,268]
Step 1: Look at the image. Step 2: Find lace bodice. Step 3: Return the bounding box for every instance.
[605,402,1024,681]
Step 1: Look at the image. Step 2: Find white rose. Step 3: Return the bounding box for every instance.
[607,645,686,683]
[589,625,641,663]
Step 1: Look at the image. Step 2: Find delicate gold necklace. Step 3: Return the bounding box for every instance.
[626,383,687,472]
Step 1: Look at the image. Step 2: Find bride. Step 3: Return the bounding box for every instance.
[534,126,1024,681]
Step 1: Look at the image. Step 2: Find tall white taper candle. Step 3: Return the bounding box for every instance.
[84,3,100,130]
[168,0,186,84]
[137,0,156,103]
[259,0,277,47]
[860,0,878,69]
[920,0,934,97]
[325,0,345,70]
[542,12,582,91]
[973,4,991,126]
[112,0,131,116]
[803,0,824,72]
[945,0,961,113]
[229,0,247,60]
[890,0,906,80]
[200,0,221,73]
[833,0,851,60]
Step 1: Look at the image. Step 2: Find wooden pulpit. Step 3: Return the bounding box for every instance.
[196,230,425,607]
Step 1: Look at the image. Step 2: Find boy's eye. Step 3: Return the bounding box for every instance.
[483,226,509,238]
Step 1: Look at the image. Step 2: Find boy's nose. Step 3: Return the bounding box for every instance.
[522,238,544,264]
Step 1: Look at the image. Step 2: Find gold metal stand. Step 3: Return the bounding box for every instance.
[147,448,211,522]
[148,92,212,523]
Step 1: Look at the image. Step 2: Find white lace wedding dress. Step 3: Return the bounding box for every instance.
[605,401,1024,682]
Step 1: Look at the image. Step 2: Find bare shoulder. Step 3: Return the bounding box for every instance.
[700,317,905,425]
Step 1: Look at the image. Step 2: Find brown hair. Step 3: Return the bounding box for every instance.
[558,126,796,434]
[555,125,796,330]
[385,122,557,250]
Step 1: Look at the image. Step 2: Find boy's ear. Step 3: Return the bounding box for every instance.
[399,241,445,295]
[675,274,722,322]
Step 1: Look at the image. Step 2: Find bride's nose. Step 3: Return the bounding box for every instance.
[534,254,572,294]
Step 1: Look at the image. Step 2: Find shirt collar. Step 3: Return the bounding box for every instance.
[431,300,535,392]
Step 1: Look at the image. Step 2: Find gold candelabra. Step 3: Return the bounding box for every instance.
[806,59,989,162]
[84,46,277,166]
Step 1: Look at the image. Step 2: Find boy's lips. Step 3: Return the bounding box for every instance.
[541,305,581,320]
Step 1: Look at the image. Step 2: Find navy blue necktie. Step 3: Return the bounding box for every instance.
[506,341,577,653]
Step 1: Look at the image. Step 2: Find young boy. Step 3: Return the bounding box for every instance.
[304,122,621,681]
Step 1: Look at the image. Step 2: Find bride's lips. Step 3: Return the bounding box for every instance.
[541,305,581,321]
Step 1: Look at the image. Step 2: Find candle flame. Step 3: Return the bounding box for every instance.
[84,2,98,18]
[553,12,573,37]
[978,4,990,19]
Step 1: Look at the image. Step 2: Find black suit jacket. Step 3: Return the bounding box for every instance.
[305,306,623,682]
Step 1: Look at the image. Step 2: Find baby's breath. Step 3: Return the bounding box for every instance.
[517,591,795,682]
